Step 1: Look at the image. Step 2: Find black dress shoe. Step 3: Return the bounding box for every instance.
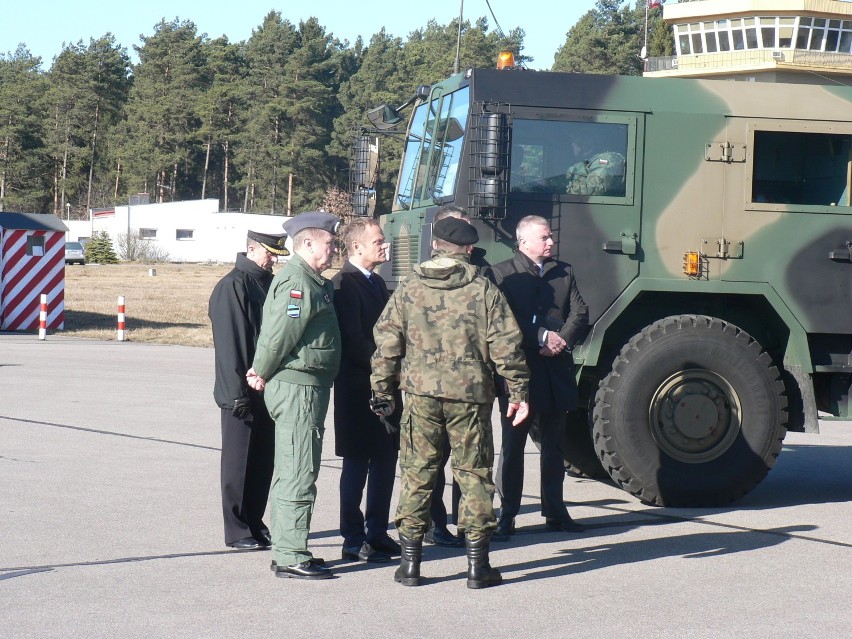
[274,561,332,580]
[227,536,263,550]
[270,557,325,571]
[342,542,391,563]
[256,530,272,547]
[492,518,515,542]
[369,535,402,555]
[424,526,463,547]
[545,516,586,533]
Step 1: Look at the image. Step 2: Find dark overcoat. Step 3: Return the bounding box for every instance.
[484,251,589,414]
[332,261,400,458]
[209,252,273,408]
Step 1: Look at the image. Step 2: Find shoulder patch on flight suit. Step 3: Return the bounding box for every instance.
[290,290,303,299]
[323,292,331,303]
[287,304,301,318]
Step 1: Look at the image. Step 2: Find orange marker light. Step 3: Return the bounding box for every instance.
[683,251,700,277]
[497,51,516,70]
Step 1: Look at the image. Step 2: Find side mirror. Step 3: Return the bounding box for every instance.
[366,85,431,131]
[367,105,404,130]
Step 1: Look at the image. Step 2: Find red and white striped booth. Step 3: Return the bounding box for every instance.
[0,212,68,331]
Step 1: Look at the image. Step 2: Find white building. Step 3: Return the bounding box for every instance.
[66,198,292,263]
[645,0,852,83]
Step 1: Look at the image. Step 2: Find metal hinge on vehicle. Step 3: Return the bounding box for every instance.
[828,241,852,263]
[705,141,746,163]
[702,238,744,259]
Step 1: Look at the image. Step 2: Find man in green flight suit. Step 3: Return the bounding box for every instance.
[247,211,341,580]
[370,216,530,589]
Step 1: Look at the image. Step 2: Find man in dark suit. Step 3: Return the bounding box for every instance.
[209,229,289,550]
[332,217,401,563]
[484,215,589,540]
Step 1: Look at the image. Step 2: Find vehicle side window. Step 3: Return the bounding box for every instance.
[430,87,469,199]
[397,103,430,209]
[395,86,470,209]
[752,130,851,208]
[510,119,630,199]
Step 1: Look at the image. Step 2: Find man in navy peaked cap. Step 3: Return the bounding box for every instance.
[247,230,290,257]
[209,228,288,550]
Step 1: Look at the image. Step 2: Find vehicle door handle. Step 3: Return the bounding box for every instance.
[603,233,638,255]
[828,241,852,263]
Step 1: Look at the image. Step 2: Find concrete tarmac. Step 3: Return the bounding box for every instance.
[1,333,850,638]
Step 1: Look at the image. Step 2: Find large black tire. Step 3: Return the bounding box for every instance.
[592,315,787,507]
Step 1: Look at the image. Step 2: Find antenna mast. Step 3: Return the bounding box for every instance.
[454,0,464,74]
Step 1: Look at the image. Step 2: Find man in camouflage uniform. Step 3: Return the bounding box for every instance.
[565,133,626,196]
[370,216,530,589]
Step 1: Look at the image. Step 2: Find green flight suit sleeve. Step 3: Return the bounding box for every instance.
[252,273,315,380]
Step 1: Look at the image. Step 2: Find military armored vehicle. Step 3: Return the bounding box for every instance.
[352,63,852,506]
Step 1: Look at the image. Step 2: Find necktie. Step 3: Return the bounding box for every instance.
[368,273,383,295]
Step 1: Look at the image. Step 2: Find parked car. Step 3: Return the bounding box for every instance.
[65,241,86,265]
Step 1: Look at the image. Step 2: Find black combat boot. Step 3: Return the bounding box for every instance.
[394,534,423,586]
[465,535,502,589]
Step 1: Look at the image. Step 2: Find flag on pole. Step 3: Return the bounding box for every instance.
[649,0,664,9]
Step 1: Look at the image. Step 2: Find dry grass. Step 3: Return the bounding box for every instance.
[63,263,233,347]
[62,260,341,346]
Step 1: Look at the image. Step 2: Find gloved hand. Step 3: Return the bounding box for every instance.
[369,396,394,417]
[369,396,398,435]
[232,397,252,421]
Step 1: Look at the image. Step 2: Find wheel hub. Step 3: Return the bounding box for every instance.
[649,370,742,463]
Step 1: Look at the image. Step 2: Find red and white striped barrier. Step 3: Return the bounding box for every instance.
[0,229,65,330]
[39,293,47,340]
[117,296,126,341]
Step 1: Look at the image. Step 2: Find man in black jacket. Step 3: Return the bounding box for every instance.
[209,229,288,550]
[332,218,401,563]
[484,215,589,540]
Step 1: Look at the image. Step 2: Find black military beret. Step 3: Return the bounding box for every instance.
[247,230,289,256]
[433,217,478,245]
[283,211,340,238]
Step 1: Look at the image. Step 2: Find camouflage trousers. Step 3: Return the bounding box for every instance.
[394,394,497,542]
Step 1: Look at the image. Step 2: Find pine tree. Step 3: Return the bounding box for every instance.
[649,12,675,57]
[85,230,119,263]
[116,19,211,203]
[277,18,348,211]
[43,37,129,217]
[0,46,49,212]
[196,37,247,211]
[79,36,131,211]
[553,0,644,75]
[238,12,300,214]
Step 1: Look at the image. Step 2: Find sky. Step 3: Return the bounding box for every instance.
[5,1,598,72]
